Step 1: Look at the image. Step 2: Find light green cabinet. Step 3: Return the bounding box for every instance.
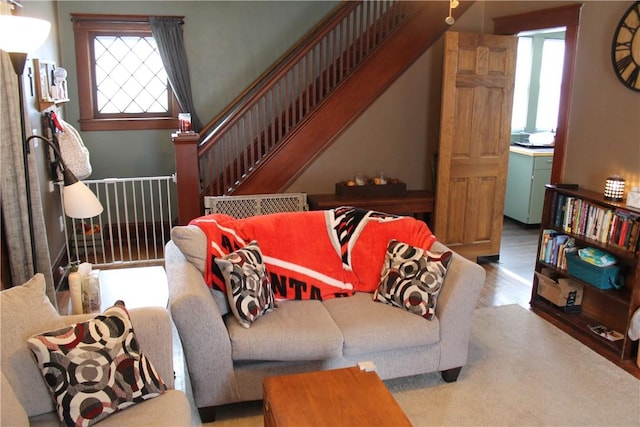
[504,149,553,224]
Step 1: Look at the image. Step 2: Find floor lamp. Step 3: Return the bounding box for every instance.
[0,3,103,276]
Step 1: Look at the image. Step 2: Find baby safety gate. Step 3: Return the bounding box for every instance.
[62,175,176,268]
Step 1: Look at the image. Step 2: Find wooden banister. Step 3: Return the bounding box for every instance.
[172,131,201,225]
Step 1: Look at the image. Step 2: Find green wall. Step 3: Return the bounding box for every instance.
[55,1,338,179]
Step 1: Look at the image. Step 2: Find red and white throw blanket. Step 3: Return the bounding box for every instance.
[190,214,248,291]
[191,208,436,300]
[327,207,437,292]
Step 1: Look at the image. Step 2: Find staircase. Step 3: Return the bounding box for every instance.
[173,0,473,224]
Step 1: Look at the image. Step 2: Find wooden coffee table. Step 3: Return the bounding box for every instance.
[263,367,412,427]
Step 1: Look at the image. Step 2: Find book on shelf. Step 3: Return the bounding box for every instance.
[607,208,640,252]
[553,193,565,228]
[553,193,640,253]
[539,229,575,269]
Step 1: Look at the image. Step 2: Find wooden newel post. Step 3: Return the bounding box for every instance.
[172,131,202,225]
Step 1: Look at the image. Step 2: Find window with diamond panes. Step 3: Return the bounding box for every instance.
[72,15,179,131]
[94,36,168,115]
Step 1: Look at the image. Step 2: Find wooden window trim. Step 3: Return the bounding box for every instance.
[72,14,182,131]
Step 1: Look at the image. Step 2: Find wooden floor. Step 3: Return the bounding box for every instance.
[477,219,539,309]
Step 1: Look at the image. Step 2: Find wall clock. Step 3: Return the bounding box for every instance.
[612,1,640,92]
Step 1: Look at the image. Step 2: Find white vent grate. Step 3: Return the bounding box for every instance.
[204,193,308,219]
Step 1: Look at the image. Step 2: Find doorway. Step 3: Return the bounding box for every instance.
[494,3,582,185]
[491,5,582,294]
[504,28,565,227]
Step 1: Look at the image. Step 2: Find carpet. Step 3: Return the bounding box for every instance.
[189,304,640,426]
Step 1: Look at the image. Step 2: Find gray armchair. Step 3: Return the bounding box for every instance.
[0,273,192,426]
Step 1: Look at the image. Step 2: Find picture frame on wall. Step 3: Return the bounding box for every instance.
[34,59,54,103]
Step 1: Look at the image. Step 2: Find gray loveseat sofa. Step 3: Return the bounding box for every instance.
[166,210,486,421]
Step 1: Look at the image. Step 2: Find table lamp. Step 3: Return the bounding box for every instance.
[604,176,625,202]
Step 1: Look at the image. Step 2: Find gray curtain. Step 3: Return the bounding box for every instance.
[0,51,56,307]
[150,16,203,132]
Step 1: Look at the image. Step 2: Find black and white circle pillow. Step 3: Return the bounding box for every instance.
[27,301,167,427]
[215,240,276,328]
[374,239,453,320]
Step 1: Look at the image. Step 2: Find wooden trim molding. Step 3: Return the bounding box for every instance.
[494,4,583,185]
[493,4,581,34]
[79,117,179,132]
[71,14,185,24]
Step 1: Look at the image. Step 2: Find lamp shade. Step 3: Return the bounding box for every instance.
[0,15,51,53]
[63,181,104,219]
[604,176,625,201]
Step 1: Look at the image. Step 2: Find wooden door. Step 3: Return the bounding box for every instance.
[434,32,517,261]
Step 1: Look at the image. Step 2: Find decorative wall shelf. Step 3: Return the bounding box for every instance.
[33,59,69,112]
[38,98,70,112]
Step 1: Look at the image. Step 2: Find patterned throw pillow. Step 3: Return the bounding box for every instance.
[374,239,453,320]
[215,241,276,328]
[27,301,167,427]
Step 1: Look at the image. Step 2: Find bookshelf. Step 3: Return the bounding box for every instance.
[531,185,640,366]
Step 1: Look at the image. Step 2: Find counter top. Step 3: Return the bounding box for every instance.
[509,145,554,156]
